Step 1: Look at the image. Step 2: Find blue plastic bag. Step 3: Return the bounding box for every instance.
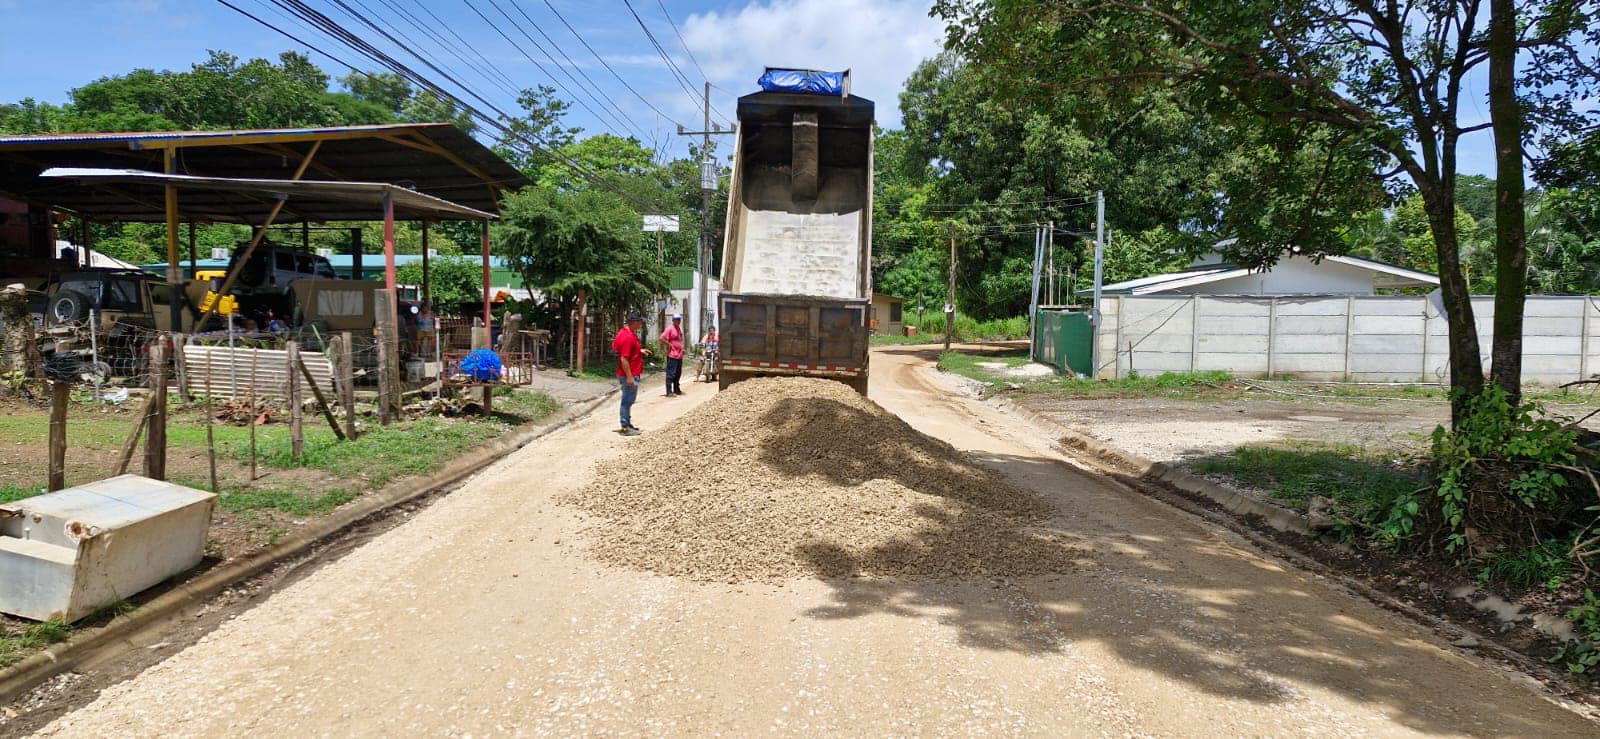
[758,68,846,95]
[459,349,503,381]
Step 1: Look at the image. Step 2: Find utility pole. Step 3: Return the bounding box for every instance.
[1028,224,1045,361]
[1047,220,1055,306]
[945,227,957,354]
[677,82,734,341]
[1091,190,1106,376]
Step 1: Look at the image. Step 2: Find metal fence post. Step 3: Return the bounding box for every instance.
[1266,297,1278,379]
[1189,295,1199,373]
[1344,296,1355,381]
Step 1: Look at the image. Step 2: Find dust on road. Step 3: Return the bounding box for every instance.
[26,350,1598,736]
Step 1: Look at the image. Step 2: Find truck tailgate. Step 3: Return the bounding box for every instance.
[720,294,867,374]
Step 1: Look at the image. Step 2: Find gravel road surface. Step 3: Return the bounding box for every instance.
[30,348,1596,736]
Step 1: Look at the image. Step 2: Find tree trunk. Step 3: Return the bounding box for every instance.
[1417,179,1484,423]
[1488,0,1527,404]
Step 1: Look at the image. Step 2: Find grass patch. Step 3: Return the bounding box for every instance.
[252,417,507,486]
[870,333,935,346]
[0,483,42,505]
[1192,442,1422,514]
[491,388,562,423]
[219,486,356,516]
[914,313,1030,341]
[1478,537,1574,591]
[937,350,1031,383]
[0,620,73,669]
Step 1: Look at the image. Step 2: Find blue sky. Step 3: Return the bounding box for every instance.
[0,0,943,159]
[0,0,1514,176]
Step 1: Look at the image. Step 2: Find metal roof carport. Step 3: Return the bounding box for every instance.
[0,123,530,328]
[41,166,502,327]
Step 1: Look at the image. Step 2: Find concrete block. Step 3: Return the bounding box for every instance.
[1274,315,1346,334]
[1353,316,1425,335]
[1525,297,1586,317]
[1273,298,1347,316]
[0,475,215,623]
[1272,354,1343,373]
[1274,334,1342,354]
[1198,333,1268,352]
[1195,353,1269,373]
[1352,298,1427,316]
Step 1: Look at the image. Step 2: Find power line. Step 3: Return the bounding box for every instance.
[463,0,643,139]
[620,0,704,112]
[233,0,672,212]
[397,0,527,96]
[358,0,520,100]
[502,0,660,140]
[538,0,686,129]
[654,0,708,83]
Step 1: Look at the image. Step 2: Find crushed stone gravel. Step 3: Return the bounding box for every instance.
[561,376,1084,582]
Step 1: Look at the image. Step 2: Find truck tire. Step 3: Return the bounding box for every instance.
[844,375,869,396]
[49,290,89,325]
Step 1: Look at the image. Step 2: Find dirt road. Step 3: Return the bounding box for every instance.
[31,348,1597,736]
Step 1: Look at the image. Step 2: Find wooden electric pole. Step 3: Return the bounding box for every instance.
[945,228,957,354]
[677,82,734,340]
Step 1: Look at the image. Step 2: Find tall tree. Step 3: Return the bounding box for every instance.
[936,0,1600,422]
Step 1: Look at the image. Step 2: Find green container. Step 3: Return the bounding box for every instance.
[1035,310,1092,376]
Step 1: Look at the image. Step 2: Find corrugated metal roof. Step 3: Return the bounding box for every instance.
[0,123,528,223]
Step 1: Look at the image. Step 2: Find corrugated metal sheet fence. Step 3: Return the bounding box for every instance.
[1094,294,1600,384]
[182,345,337,400]
[1035,310,1094,376]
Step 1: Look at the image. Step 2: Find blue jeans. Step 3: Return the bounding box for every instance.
[665,357,682,394]
[617,375,639,427]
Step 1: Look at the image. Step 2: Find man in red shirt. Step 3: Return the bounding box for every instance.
[660,314,685,397]
[613,313,649,434]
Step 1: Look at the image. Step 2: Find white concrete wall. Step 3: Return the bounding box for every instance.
[1175,256,1378,295]
[1095,295,1600,385]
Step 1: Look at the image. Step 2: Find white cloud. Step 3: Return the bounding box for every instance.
[680,0,945,127]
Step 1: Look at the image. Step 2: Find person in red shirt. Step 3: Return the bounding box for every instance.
[660,314,686,397]
[613,313,650,434]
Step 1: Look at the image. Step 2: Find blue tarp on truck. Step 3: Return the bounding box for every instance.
[757,68,846,95]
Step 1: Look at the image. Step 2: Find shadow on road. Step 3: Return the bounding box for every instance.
[757,392,1583,735]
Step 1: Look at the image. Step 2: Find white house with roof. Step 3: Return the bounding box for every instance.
[1090,245,1440,297]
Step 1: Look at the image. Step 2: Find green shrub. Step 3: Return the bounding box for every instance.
[1554,590,1600,674]
[1478,537,1574,591]
[1387,387,1584,553]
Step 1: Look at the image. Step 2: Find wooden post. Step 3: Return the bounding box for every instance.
[375,290,399,424]
[114,394,154,476]
[204,370,218,493]
[421,222,431,307]
[248,348,259,482]
[298,355,347,441]
[481,221,493,328]
[1266,297,1278,380]
[288,340,304,462]
[144,339,167,480]
[174,335,191,401]
[575,289,588,374]
[48,381,69,491]
[338,331,358,439]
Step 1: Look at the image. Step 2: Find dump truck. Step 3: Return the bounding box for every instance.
[717,69,875,395]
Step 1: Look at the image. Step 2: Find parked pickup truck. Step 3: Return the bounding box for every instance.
[717,69,875,394]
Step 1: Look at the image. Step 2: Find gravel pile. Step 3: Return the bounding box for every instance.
[561,376,1082,582]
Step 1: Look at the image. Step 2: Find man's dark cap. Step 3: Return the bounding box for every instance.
[626,312,645,323]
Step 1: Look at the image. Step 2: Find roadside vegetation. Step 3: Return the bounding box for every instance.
[940,347,1600,674]
[0,388,562,555]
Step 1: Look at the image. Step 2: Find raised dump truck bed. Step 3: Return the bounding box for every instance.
[717,72,875,394]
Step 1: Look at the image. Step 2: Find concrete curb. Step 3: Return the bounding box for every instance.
[0,389,617,704]
[990,396,1314,536]
[988,392,1583,646]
